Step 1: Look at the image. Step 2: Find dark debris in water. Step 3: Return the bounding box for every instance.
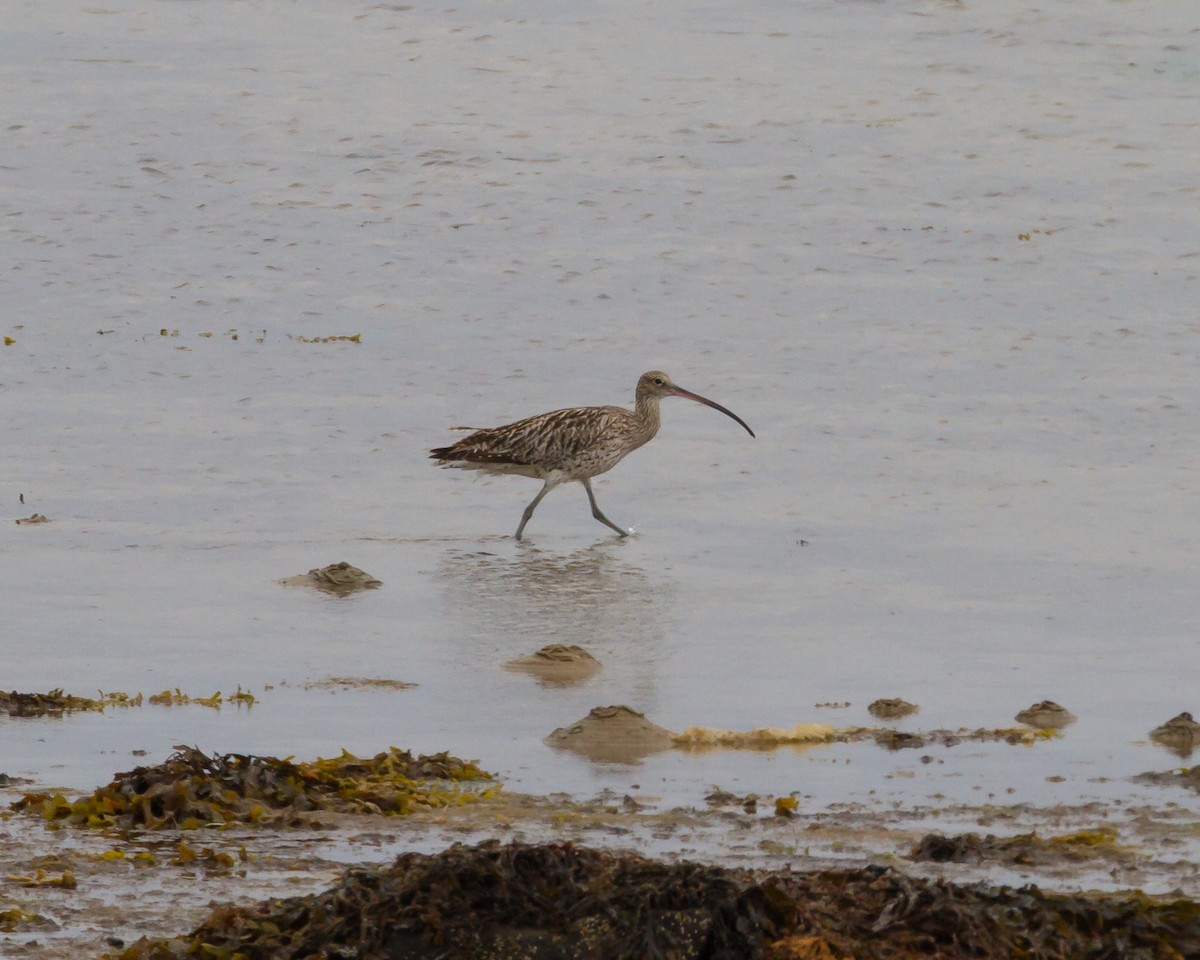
[304,676,418,692]
[107,840,1200,960]
[1,687,259,717]
[12,745,495,830]
[1135,763,1200,794]
[910,828,1128,867]
[0,688,142,717]
[874,729,926,751]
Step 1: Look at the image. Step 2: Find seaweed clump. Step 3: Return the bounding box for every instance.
[775,864,1200,959]
[0,906,55,933]
[112,840,788,960]
[108,841,1200,960]
[13,745,494,830]
[0,688,142,717]
[910,828,1127,867]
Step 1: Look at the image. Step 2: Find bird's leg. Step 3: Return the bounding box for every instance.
[583,479,629,537]
[515,481,554,540]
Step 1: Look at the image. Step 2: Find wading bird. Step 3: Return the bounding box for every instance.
[429,370,754,540]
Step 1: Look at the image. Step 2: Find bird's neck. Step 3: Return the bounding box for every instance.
[633,393,662,441]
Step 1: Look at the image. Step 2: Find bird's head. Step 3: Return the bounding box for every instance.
[636,370,754,437]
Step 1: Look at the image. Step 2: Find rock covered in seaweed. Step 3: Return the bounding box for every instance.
[13,745,494,830]
[107,840,1200,960]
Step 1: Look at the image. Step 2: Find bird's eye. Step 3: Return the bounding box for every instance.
[653,377,663,385]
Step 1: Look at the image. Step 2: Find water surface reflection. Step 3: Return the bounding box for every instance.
[435,542,676,705]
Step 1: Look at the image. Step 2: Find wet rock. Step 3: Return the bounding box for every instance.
[1150,711,1200,758]
[868,697,919,719]
[1015,700,1076,730]
[545,705,675,764]
[620,794,645,813]
[280,561,382,595]
[504,643,602,686]
[911,832,984,863]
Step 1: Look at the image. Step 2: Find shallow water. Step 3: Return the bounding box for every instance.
[3,0,1199,894]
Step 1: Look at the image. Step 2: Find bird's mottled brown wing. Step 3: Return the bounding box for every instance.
[430,405,634,470]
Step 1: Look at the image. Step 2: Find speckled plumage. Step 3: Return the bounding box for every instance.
[430,370,754,540]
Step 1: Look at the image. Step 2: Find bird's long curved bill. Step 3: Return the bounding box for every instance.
[672,386,755,437]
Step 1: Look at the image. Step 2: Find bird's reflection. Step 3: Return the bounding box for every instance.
[435,541,673,699]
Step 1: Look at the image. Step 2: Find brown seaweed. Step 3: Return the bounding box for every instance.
[12,745,495,830]
[108,840,1200,960]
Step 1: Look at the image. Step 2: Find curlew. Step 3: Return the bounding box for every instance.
[429,370,755,540]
